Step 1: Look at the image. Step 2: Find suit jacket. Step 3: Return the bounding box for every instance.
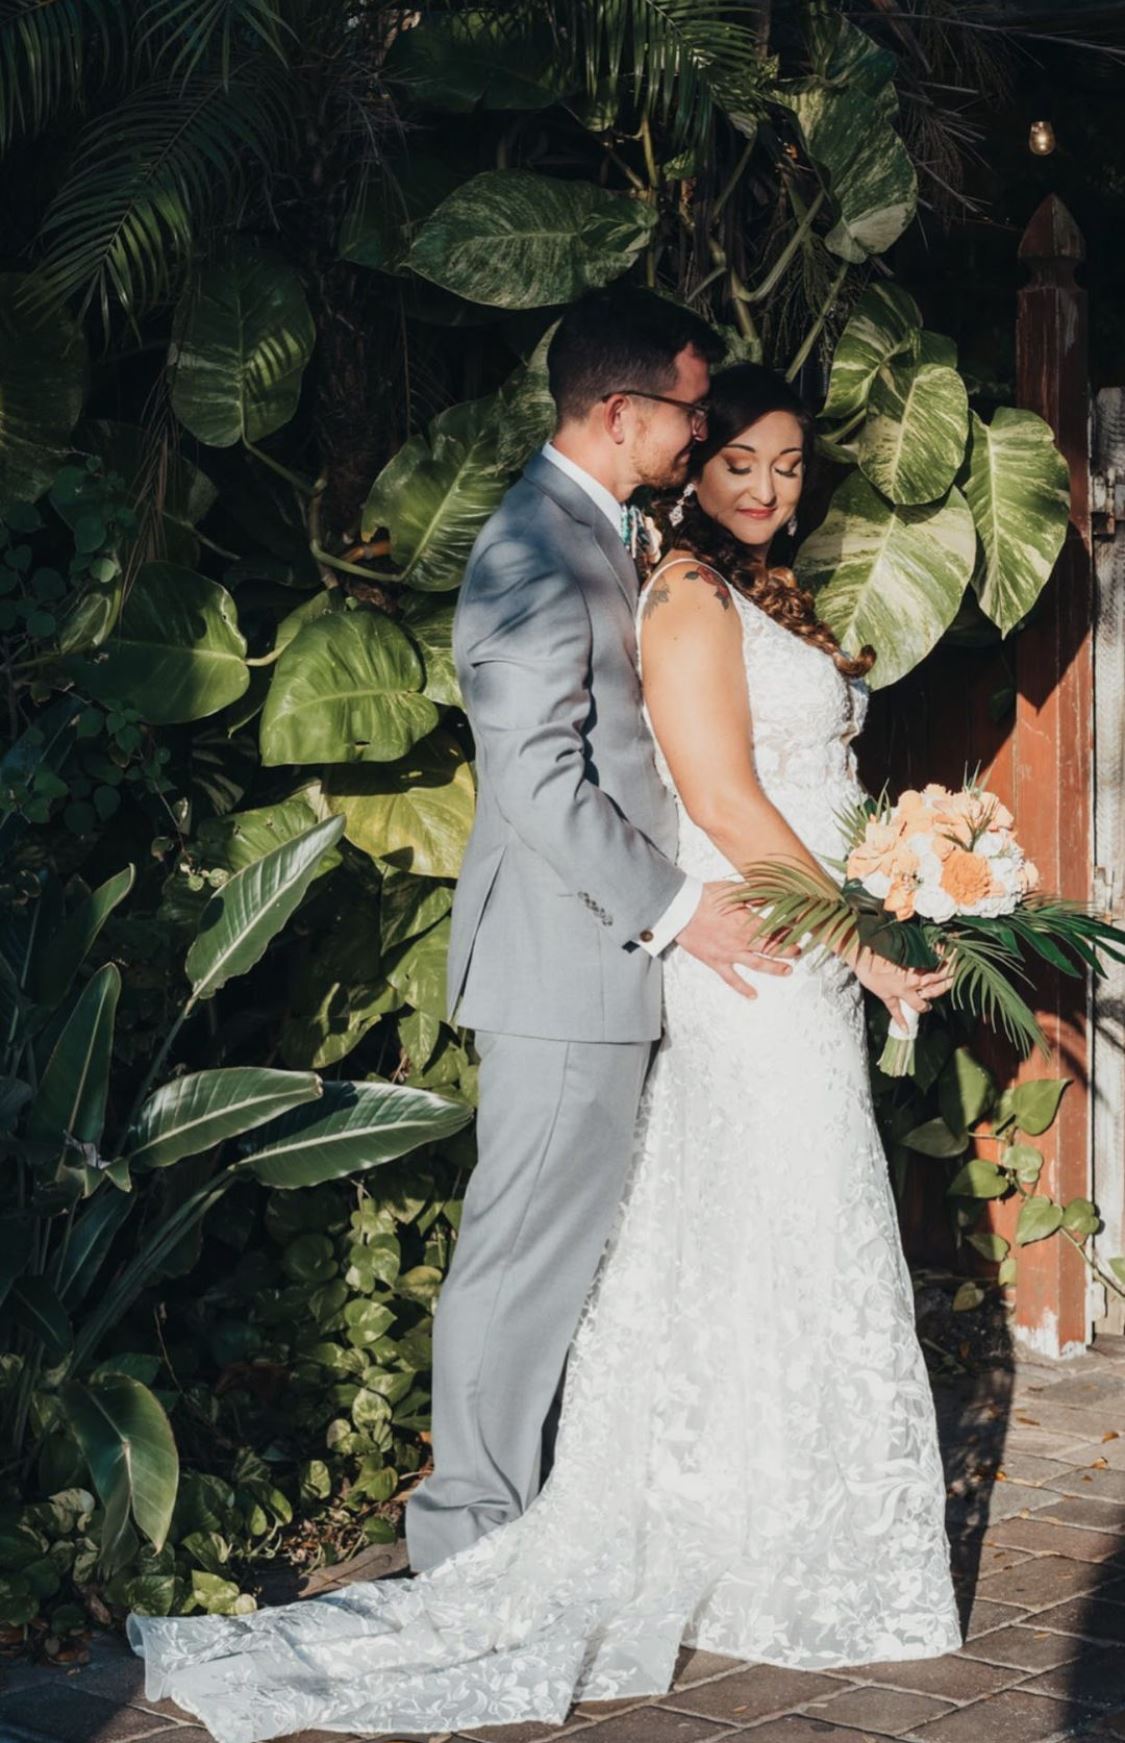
[446,452,686,1041]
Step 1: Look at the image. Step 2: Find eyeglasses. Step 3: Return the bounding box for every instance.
[604,389,711,437]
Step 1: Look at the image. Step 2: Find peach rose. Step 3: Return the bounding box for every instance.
[885,874,918,921]
[939,847,993,908]
[848,819,905,882]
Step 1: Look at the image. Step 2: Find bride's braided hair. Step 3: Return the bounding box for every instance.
[653,365,875,682]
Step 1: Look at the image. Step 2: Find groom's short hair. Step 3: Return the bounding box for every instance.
[547,287,723,423]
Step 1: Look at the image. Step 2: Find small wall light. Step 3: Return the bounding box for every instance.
[1028,119,1057,156]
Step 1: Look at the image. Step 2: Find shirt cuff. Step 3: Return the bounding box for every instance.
[635,876,704,957]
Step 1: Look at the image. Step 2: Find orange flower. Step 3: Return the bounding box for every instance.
[848,820,904,882]
[939,847,993,908]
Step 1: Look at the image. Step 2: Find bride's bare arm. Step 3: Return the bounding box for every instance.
[640,556,950,1018]
[639,555,824,880]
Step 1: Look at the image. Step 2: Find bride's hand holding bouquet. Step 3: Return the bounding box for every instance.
[735,777,1125,1076]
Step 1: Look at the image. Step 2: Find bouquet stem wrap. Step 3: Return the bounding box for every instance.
[879,1002,921,1077]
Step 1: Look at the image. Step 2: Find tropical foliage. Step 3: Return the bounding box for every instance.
[0,0,1086,1643]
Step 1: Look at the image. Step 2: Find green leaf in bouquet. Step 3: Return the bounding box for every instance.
[1016,1196,1065,1246]
[947,1160,1009,1199]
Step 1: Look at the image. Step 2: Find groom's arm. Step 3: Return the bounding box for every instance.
[458,531,689,948]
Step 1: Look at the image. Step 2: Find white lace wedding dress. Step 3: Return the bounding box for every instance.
[128,576,962,1742]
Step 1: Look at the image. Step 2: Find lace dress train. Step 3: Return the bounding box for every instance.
[128,584,962,1742]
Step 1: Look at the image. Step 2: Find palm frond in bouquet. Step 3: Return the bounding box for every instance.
[732,781,1125,1077]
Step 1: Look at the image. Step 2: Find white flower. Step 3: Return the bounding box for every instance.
[862,871,891,899]
[913,882,958,922]
[977,830,1006,859]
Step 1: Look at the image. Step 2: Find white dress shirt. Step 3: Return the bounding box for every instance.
[540,443,703,956]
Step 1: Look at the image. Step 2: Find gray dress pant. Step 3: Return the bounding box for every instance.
[404,1030,651,1572]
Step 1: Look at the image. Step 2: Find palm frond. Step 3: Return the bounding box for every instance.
[940,927,1047,1058]
[0,0,128,152]
[136,0,294,89]
[568,0,775,147]
[26,63,296,328]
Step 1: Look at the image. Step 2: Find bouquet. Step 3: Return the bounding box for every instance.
[735,778,1125,1077]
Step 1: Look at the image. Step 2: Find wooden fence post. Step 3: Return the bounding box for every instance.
[1001,194,1094,1355]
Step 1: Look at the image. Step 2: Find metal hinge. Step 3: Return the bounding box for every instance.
[1092,464,1125,537]
[1093,864,1123,923]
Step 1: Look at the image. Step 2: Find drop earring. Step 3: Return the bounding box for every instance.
[787,514,799,537]
[669,482,695,528]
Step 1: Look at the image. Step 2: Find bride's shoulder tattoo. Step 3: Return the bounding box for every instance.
[643,560,730,620]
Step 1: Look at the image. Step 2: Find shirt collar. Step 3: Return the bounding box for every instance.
[540,442,624,536]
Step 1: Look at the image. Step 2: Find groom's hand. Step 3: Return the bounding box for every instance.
[675,883,797,1000]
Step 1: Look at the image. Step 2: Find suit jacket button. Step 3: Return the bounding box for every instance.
[639,929,654,942]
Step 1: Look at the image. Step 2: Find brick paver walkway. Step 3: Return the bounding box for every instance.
[5,1338,1125,1743]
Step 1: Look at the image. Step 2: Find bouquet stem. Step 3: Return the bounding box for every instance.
[878,1004,921,1078]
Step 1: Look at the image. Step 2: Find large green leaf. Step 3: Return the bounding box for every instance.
[66,563,249,725]
[407,170,657,309]
[340,151,470,272]
[784,15,916,262]
[400,596,460,706]
[380,870,454,953]
[260,609,438,767]
[361,395,506,590]
[796,473,976,688]
[31,866,134,1009]
[27,963,120,1156]
[820,283,920,421]
[60,1376,178,1564]
[128,1068,322,1170]
[324,730,475,879]
[383,12,566,112]
[0,274,87,508]
[962,408,1070,636]
[185,817,345,1000]
[194,792,342,878]
[857,358,968,506]
[170,247,316,447]
[386,916,450,1020]
[243,1079,472,1189]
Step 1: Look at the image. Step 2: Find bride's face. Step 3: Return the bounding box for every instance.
[693,409,805,550]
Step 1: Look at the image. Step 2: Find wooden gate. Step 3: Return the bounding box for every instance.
[863,195,1104,1356]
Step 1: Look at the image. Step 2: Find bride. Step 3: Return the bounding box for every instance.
[128,364,963,1741]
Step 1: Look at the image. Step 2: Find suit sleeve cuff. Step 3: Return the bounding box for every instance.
[635,876,703,957]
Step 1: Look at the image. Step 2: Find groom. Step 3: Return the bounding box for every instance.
[405,287,790,1573]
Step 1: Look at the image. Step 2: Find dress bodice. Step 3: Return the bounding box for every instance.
[636,564,869,884]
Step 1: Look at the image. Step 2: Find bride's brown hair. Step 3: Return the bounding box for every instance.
[654,364,875,681]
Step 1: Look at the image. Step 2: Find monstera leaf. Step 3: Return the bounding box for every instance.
[962,407,1070,635]
[820,283,920,421]
[0,275,87,508]
[796,473,976,688]
[785,15,916,263]
[361,396,506,590]
[170,247,316,447]
[407,170,657,309]
[261,609,438,766]
[66,563,249,723]
[324,730,474,879]
[856,357,968,506]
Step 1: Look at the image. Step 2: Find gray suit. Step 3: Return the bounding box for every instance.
[404,452,687,1571]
